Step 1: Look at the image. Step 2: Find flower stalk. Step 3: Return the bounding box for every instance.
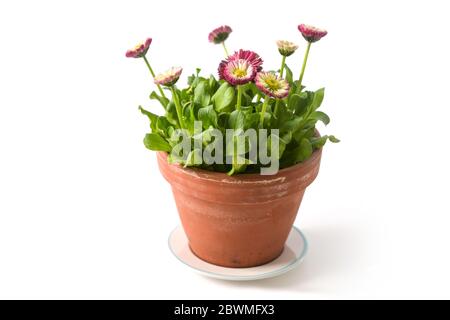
[298,41,311,91]
[279,55,286,78]
[259,97,270,127]
[274,100,280,117]
[209,25,233,58]
[236,85,242,111]
[143,56,166,99]
[222,42,230,57]
[297,24,327,91]
[170,87,185,129]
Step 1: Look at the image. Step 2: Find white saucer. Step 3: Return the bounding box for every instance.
[168,226,308,281]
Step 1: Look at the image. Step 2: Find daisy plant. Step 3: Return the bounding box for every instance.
[209,25,233,57]
[126,38,166,99]
[297,24,328,89]
[130,24,338,175]
[255,71,290,127]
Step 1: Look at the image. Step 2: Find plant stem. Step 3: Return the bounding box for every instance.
[143,56,166,99]
[236,85,242,111]
[274,99,280,117]
[170,86,185,129]
[259,97,270,127]
[298,41,312,91]
[222,41,230,57]
[279,55,286,77]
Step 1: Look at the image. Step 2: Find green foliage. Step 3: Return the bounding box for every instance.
[212,82,235,112]
[143,133,171,152]
[139,70,338,174]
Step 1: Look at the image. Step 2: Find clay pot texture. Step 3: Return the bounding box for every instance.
[157,149,322,268]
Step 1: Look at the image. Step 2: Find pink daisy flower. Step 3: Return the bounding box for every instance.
[154,67,183,87]
[276,40,299,57]
[208,25,233,44]
[255,72,290,99]
[298,24,328,43]
[125,38,152,58]
[218,50,263,86]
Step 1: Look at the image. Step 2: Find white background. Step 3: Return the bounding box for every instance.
[1,0,449,299]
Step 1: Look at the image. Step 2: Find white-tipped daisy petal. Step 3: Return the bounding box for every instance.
[154,67,183,87]
[276,40,299,57]
[255,72,290,99]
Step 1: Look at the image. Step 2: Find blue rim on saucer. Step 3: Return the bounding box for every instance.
[168,225,308,281]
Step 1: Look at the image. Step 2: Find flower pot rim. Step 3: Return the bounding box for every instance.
[157,147,322,183]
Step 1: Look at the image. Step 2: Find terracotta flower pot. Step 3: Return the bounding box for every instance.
[157,149,322,268]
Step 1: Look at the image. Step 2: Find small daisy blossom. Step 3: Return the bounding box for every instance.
[228,49,263,71]
[276,40,299,57]
[218,50,263,85]
[208,25,233,44]
[154,67,183,87]
[255,72,290,99]
[125,38,152,58]
[298,24,328,43]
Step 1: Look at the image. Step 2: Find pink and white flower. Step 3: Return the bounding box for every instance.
[125,38,152,58]
[154,67,183,87]
[255,72,290,99]
[298,24,328,43]
[218,49,263,85]
[208,25,233,44]
[276,40,299,57]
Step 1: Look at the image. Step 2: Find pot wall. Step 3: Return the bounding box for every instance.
[157,150,322,268]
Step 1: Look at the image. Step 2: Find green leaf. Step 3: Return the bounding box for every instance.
[228,158,253,175]
[212,82,235,112]
[139,106,159,131]
[149,91,169,109]
[193,126,217,146]
[217,112,230,129]
[310,111,330,125]
[244,113,260,130]
[289,93,309,116]
[184,148,203,167]
[228,110,245,130]
[281,131,293,145]
[278,100,294,119]
[194,81,211,107]
[292,80,306,94]
[281,116,302,133]
[209,75,218,92]
[268,133,287,159]
[244,82,259,100]
[311,135,340,148]
[311,135,329,149]
[182,103,196,134]
[198,105,218,129]
[165,101,180,127]
[310,88,325,111]
[329,135,340,143]
[284,64,293,84]
[143,133,171,152]
[156,116,172,137]
[299,138,313,161]
[293,127,315,143]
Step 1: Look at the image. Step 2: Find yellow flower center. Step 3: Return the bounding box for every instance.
[233,68,247,78]
[265,78,281,90]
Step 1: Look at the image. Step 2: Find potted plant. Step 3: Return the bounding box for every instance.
[127,24,338,268]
